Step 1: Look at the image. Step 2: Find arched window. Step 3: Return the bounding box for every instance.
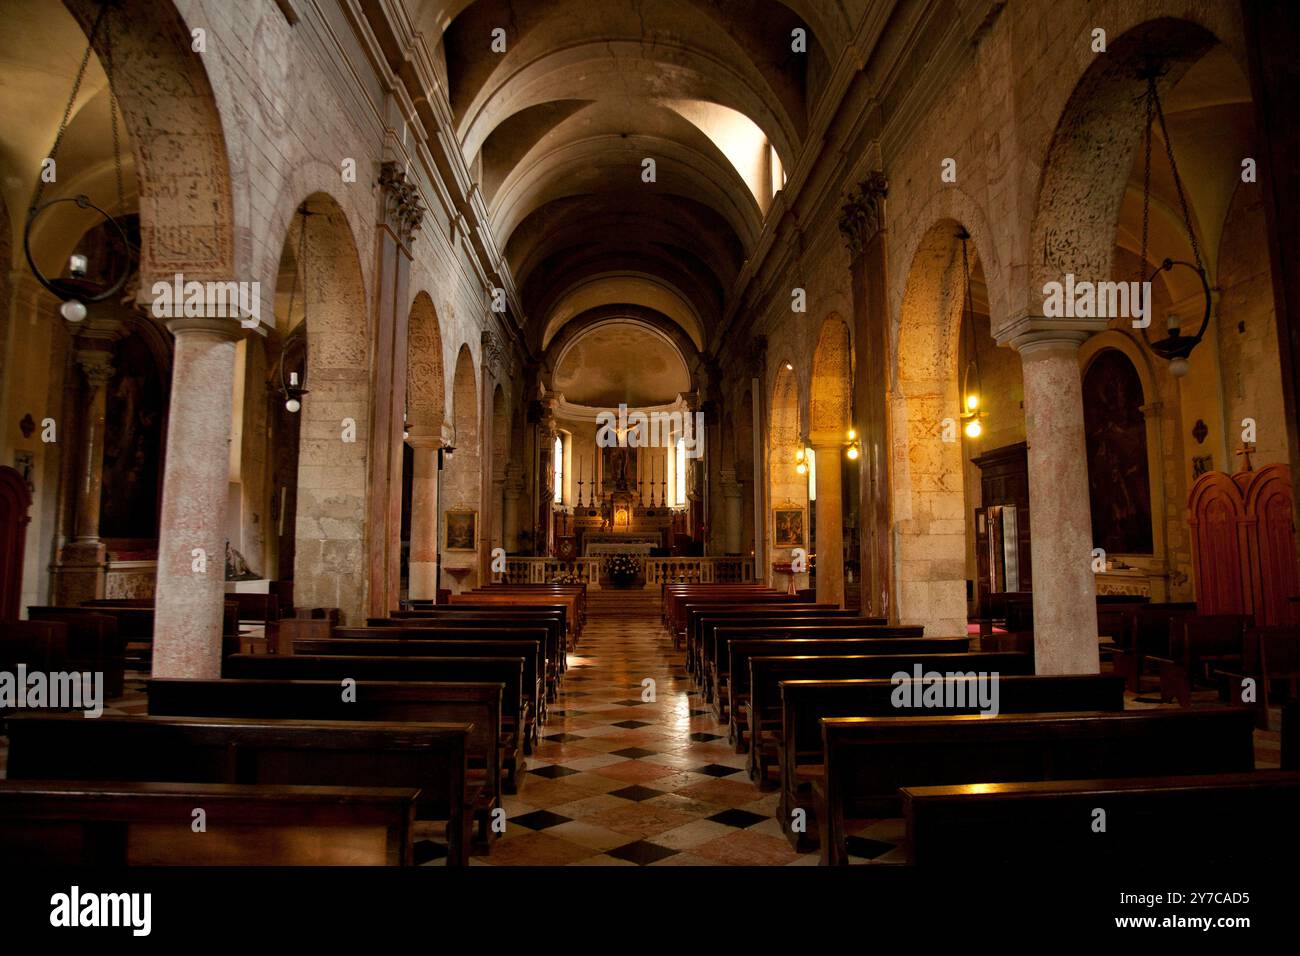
[552,435,564,504]
[1082,350,1153,554]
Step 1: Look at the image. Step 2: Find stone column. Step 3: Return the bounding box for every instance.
[53,325,121,604]
[720,470,742,555]
[811,438,845,607]
[1012,330,1099,674]
[407,438,440,599]
[152,318,240,679]
[839,172,892,619]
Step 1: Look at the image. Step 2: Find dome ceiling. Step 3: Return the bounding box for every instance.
[552,320,691,407]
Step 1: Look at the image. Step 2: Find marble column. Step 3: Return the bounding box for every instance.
[153,318,240,679]
[811,438,845,608]
[407,439,440,599]
[53,347,116,603]
[1013,330,1100,674]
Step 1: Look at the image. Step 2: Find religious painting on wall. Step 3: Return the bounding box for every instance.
[444,509,478,551]
[99,333,165,541]
[602,445,637,491]
[773,506,806,548]
[1082,350,1153,555]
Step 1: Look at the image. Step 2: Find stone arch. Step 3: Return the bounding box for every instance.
[442,344,480,592]
[768,361,806,588]
[286,192,371,623]
[810,315,852,605]
[1027,18,1225,305]
[892,220,986,635]
[63,0,235,289]
[405,290,447,600]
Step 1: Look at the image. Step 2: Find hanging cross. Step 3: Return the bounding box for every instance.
[1235,441,1256,473]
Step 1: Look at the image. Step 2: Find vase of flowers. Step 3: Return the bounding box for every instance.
[603,553,641,587]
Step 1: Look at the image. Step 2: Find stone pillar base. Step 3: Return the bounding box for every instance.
[52,541,108,606]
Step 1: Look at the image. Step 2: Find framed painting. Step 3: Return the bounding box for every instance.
[773,507,806,548]
[444,510,478,551]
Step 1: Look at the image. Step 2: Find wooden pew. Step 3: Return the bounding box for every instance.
[663,586,785,640]
[218,655,530,790]
[0,780,418,865]
[382,608,568,673]
[818,706,1256,865]
[710,621,926,709]
[300,634,549,727]
[449,596,579,648]
[669,593,801,649]
[902,771,1300,866]
[0,619,70,676]
[1214,626,1300,728]
[1149,614,1252,706]
[5,712,475,866]
[686,606,847,681]
[1284,700,1298,770]
[728,639,989,747]
[776,674,1126,849]
[23,609,125,697]
[1109,601,1197,691]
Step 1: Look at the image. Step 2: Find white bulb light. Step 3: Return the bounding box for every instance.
[285,397,301,413]
[1169,357,1190,378]
[60,299,87,323]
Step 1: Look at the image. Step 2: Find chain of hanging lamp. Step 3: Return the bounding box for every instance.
[24,1,132,320]
[958,229,983,438]
[1135,65,1213,376]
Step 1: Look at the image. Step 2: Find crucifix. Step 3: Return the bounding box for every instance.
[1235,441,1256,473]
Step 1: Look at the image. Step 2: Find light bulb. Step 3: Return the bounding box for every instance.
[68,254,88,278]
[285,397,301,413]
[1166,312,1182,332]
[785,362,793,371]
[965,393,979,412]
[846,444,860,461]
[794,448,804,462]
[847,428,856,441]
[795,462,807,475]
[60,299,87,323]
[964,419,982,439]
[1169,357,1190,378]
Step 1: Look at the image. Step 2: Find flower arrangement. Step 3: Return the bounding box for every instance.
[549,572,581,585]
[603,553,642,585]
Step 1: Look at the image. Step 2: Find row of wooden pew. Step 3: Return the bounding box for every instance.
[663,584,1300,865]
[0,584,586,866]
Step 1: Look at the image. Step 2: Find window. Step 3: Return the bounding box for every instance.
[553,435,564,504]
[675,436,686,505]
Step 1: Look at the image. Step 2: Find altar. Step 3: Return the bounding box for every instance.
[584,533,659,558]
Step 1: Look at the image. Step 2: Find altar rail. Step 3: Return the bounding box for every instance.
[501,556,755,588]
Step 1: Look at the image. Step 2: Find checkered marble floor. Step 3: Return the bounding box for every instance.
[0,604,1285,866]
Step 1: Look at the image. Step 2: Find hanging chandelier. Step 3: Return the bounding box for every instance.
[277,205,312,413]
[957,229,984,439]
[1134,63,1213,378]
[24,2,133,324]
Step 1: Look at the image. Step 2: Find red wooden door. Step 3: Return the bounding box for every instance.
[1243,464,1300,626]
[1188,472,1249,615]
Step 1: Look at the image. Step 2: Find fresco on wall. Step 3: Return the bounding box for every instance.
[99,334,164,540]
[1083,349,1153,555]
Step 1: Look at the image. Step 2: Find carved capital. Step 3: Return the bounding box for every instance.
[74,350,115,390]
[481,328,505,375]
[378,161,426,246]
[838,171,889,254]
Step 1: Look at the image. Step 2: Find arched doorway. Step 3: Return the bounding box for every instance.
[405,291,446,600]
[810,316,852,606]
[442,344,480,593]
[768,362,806,590]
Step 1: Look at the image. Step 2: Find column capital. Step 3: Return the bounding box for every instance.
[163,316,249,340]
[74,350,115,389]
[838,171,889,254]
[1007,327,1091,355]
[808,432,846,451]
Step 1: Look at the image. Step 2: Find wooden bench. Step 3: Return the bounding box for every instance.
[381,608,568,673]
[683,604,841,674]
[1214,626,1300,728]
[1149,614,1253,706]
[728,640,990,748]
[902,771,1300,865]
[23,609,125,697]
[321,631,550,722]
[776,674,1126,849]
[818,706,1257,864]
[5,711,474,865]
[0,779,418,865]
[710,622,927,710]
[672,594,804,650]
[217,655,529,789]
[665,589,793,645]
[1109,601,1197,692]
[0,619,70,676]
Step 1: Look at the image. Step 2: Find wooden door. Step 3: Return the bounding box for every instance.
[0,466,33,621]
